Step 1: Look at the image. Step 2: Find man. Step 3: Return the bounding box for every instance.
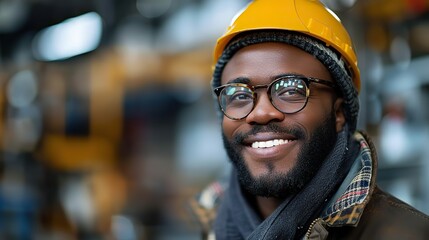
[191,0,429,239]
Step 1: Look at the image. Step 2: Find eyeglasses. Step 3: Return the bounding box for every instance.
[213,74,337,120]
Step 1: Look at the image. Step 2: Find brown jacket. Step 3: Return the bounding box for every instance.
[306,187,429,240]
[305,132,429,239]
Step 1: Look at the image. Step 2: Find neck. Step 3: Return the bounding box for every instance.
[255,196,284,219]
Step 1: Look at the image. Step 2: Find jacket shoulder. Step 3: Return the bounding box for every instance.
[369,187,429,222]
[356,186,429,238]
[328,186,429,239]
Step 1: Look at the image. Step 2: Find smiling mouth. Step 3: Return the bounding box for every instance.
[251,139,295,149]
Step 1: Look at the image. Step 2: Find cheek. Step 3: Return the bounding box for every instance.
[298,99,334,129]
[222,117,239,139]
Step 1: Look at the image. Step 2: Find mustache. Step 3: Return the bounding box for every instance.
[232,122,307,144]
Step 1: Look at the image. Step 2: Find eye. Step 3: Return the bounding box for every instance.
[278,88,306,97]
[228,91,253,102]
[224,86,253,101]
[221,86,254,109]
[230,92,252,101]
[273,79,307,101]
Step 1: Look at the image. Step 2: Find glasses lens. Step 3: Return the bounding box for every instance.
[270,77,308,113]
[219,85,254,119]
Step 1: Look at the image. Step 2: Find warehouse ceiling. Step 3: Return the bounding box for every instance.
[1,0,429,62]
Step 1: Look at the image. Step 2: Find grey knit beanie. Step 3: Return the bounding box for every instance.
[212,30,359,131]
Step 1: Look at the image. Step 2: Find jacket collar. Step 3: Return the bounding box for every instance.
[321,131,378,227]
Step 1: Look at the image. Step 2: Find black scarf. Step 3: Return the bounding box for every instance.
[214,128,357,240]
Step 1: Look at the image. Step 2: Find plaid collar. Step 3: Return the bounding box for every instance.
[322,131,376,227]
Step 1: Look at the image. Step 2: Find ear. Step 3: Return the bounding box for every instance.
[334,98,346,132]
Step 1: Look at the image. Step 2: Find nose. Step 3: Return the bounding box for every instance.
[245,91,285,124]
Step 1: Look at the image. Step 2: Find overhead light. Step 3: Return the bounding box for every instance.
[32,12,103,61]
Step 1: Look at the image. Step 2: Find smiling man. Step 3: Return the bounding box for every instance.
[192,0,429,239]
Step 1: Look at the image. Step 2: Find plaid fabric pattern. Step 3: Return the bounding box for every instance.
[323,132,373,226]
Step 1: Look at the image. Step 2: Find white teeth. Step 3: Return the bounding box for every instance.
[251,139,290,149]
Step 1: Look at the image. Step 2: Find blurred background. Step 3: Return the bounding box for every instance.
[0,0,429,239]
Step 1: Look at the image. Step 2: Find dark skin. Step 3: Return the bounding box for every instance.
[221,42,346,218]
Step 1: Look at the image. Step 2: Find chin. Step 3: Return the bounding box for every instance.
[223,113,338,198]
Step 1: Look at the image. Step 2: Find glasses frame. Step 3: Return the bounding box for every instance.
[213,74,337,120]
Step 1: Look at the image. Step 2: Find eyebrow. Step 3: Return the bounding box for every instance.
[226,77,251,84]
[225,72,307,85]
[273,72,304,79]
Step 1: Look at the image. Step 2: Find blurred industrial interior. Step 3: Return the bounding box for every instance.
[1,0,429,239]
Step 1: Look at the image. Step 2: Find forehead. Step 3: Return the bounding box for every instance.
[221,42,332,85]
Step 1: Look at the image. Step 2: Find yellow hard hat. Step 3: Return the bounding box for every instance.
[213,0,360,92]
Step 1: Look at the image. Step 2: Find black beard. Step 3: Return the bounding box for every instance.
[222,112,338,198]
